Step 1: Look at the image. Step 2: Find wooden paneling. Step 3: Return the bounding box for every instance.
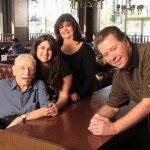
[0,130,66,150]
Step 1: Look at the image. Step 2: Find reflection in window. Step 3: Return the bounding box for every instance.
[127,0,150,18]
[116,0,150,18]
[126,21,141,35]
[99,0,125,31]
[143,21,150,35]
[28,0,77,34]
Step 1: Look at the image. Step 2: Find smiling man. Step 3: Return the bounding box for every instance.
[0,54,51,129]
[88,26,150,149]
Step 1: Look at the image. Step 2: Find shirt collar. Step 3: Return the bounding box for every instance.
[11,78,38,91]
[124,43,139,74]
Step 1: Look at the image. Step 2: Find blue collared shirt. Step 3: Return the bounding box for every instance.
[0,78,50,118]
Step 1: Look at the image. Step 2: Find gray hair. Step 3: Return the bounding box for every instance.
[14,54,36,67]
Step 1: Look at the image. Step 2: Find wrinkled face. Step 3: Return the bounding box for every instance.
[59,21,74,39]
[97,34,132,69]
[13,57,36,89]
[37,41,52,63]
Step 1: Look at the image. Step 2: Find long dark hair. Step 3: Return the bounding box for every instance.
[32,34,63,92]
[54,13,83,46]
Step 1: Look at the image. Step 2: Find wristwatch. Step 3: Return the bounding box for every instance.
[21,114,27,122]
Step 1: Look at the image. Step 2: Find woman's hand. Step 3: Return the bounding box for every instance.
[48,103,59,116]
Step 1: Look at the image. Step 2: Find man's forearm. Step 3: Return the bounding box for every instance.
[25,108,48,121]
[7,108,48,128]
[56,91,69,109]
[114,98,150,134]
[97,105,119,119]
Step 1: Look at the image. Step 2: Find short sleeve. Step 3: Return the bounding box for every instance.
[107,71,130,108]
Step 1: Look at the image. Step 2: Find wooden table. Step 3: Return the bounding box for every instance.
[0,86,112,150]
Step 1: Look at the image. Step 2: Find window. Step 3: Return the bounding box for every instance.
[28,0,77,34]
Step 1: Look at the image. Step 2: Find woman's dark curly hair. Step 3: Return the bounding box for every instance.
[54,13,83,46]
[32,34,63,92]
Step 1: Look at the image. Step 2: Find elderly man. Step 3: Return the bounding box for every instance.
[88,26,150,149]
[0,54,52,129]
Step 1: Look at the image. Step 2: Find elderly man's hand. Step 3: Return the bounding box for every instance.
[7,116,23,128]
[88,114,117,136]
[40,107,52,117]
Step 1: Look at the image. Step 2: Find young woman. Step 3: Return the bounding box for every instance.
[32,34,72,116]
[54,13,96,101]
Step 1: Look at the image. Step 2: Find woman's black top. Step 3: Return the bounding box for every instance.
[60,43,96,99]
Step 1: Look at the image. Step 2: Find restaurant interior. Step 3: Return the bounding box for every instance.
[0,0,150,150]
